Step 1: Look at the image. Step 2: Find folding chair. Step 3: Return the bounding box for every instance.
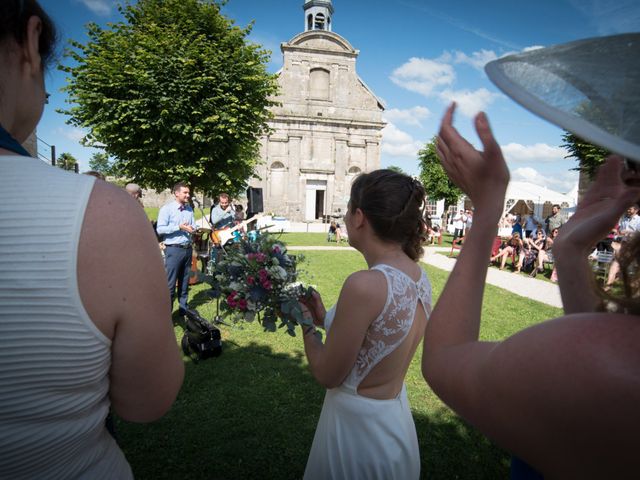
[592,251,614,285]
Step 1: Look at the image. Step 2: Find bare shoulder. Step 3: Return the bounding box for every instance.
[78,180,166,339]
[342,269,387,298]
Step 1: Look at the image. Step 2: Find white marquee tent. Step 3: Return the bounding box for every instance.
[503,181,576,219]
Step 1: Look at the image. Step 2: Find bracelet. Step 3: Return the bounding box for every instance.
[304,326,316,336]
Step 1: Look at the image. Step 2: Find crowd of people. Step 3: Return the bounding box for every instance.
[1,2,639,479]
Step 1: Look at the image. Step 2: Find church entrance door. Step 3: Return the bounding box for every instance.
[305,179,327,221]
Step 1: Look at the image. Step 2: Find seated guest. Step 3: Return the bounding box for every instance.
[528,230,550,277]
[528,224,546,240]
[515,235,539,274]
[490,232,522,270]
[605,203,639,289]
[327,220,342,243]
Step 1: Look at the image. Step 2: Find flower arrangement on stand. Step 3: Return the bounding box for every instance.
[209,233,316,337]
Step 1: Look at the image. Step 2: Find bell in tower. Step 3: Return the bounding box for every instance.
[304,0,334,32]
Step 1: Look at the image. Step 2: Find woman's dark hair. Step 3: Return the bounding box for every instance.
[349,169,427,261]
[0,0,57,67]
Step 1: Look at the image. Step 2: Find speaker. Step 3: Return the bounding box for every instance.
[247,187,264,213]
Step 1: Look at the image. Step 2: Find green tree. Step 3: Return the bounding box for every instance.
[387,165,406,174]
[56,152,78,171]
[562,132,609,180]
[418,137,462,223]
[59,0,278,196]
[88,152,112,176]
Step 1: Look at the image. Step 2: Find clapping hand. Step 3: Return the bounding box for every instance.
[179,223,194,234]
[437,103,509,217]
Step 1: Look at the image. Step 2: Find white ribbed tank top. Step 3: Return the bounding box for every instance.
[0,156,132,479]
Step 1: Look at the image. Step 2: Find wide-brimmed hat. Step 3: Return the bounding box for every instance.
[485,33,640,163]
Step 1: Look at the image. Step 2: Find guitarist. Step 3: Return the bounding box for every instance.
[210,193,235,244]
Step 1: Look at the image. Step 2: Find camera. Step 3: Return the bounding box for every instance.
[181,308,222,361]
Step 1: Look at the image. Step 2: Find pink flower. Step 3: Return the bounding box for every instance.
[238,299,248,311]
[273,246,281,254]
[262,280,272,290]
[256,253,267,263]
[247,253,256,261]
[258,269,268,279]
[247,275,255,285]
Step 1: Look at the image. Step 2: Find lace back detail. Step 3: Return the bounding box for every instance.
[344,264,432,389]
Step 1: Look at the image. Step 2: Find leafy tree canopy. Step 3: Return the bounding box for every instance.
[57,152,78,171]
[386,165,406,174]
[562,131,609,180]
[88,152,112,176]
[59,0,278,196]
[418,137,462,215]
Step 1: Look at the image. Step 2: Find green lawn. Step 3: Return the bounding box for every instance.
[114,248,561,480]
[145,207,205,221]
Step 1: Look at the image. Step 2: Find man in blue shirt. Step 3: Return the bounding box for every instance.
[210,193,235,232]
[156,182,197,313]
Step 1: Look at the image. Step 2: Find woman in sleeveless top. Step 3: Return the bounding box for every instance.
[0,3,184,478]
[299,170,432,479]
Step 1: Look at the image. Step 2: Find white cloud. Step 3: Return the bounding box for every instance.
[77,0,114,16]
[511,166,579,193]
[57,127,86,143]
[438,88,500,117]
[381,123,423,158]
[452,49,499,70]
[383,106,431,127]
[390,57,455,96]
[568,0,640,34]
[502,143,568,163]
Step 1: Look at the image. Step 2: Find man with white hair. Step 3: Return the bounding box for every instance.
[125,183,143,206]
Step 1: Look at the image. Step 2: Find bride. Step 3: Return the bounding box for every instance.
[299,169,431,479]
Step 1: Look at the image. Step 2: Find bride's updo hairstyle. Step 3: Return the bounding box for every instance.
[0,0,57,67]
[349,169,427,261]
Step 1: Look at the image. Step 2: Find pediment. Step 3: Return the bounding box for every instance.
[286,31,356,54]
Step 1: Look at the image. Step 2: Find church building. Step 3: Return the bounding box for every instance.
[251,0,385,221]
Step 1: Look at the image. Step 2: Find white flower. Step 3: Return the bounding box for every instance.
[229,281,242,291]
[269,265,288,281]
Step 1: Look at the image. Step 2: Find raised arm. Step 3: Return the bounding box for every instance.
[79,182,184,422]
[553,156,640,314]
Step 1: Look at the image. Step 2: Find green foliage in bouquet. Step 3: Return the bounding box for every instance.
[209,233,316,337]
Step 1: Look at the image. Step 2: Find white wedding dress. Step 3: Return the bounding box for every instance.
[304,264,432,480]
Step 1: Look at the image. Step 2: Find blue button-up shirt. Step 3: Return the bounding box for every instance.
[156,201,196,245]
[210,204,235,230]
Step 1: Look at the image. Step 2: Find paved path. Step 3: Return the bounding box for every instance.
[288,245,562,308]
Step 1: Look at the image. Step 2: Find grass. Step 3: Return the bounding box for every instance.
[114,246,562,480]
[145,207,205,222]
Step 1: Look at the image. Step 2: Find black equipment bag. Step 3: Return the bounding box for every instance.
[181,308,222,361]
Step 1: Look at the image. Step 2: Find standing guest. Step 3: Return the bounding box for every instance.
[465,209,473,234]
[300,170,430,479]
[210,192,235,231]
[234,204,246,223]
[452,209,466,241]
[605,203,640,289]
[125,182,143,206]
[545,204,565,234]
[0,2,184,478]
[523,213,541,238]
[511,214,523,237]
[156,182,197,314]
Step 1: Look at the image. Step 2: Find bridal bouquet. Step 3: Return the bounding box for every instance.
[209,233,315,336]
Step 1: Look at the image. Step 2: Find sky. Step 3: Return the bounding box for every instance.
[37,0,640,194]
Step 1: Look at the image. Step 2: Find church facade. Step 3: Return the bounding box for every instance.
[250,0,385,221]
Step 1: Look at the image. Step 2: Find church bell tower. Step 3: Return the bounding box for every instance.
[304,0,334,32]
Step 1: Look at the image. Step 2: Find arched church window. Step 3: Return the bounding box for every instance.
[314,13,326,30]
[270,161,285,171]
[327,16,331,31]
[347,166,361,175]
[307,14,313,31]
[309,68,330,100]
